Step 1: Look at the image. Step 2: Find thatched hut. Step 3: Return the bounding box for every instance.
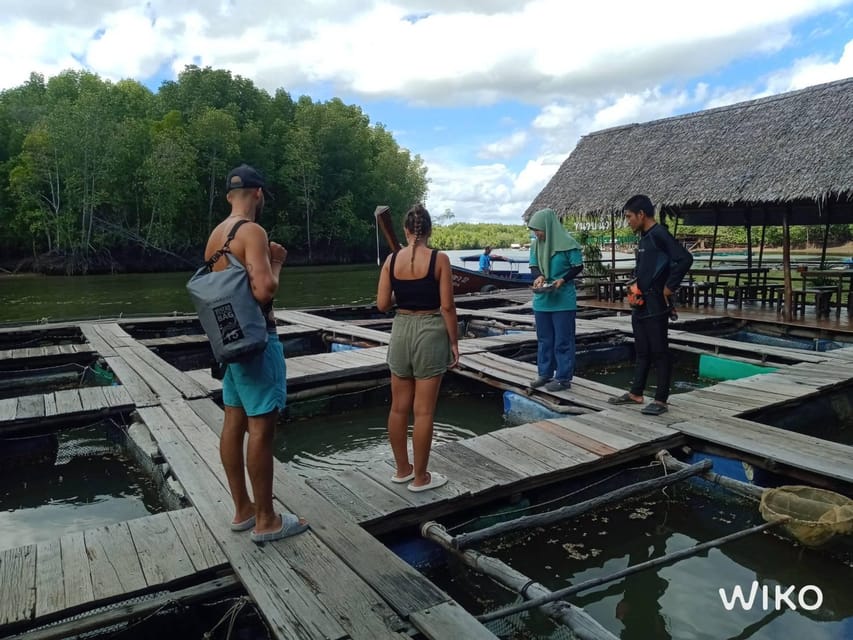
[525,76,853,316]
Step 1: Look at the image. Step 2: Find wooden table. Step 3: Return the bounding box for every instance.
[799,270,853,317]
[687,267,771,307]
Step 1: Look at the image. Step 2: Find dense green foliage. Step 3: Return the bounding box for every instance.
[430,223,531,250]
[0,67,428,272]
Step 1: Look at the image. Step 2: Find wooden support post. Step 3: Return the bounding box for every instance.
[708,209,719,268]
[782,204,793,320]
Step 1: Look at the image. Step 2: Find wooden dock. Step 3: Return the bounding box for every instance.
[0,508,227,630]
[0,320,499,640]
[3,291,853,638]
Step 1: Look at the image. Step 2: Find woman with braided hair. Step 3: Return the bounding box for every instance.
[377,204,459,492]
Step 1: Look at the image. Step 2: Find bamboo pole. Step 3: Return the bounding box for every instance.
[422,523,617,640]
[288,377,389,401]
[610,210,616,270]
[452,459,712,548]
[476,519,786,623]
[655,450,764,500]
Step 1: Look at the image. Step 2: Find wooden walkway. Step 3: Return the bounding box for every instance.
[0,508,226,629]
[0,343,95,365]
[1,321,499,640]
[309,342,853,530]
[0,386,134,434]
[5,298,853,637]
[309,411,684,534]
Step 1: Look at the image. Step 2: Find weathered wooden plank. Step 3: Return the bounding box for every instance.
[306,475,384,522]
[129,346,208,399]
[433,440,522,488]
[60,531,94,609]
[16,394,45,421]
[177,399,452,620]
[0,397,19,422]
[137,406,351,640]
[101,384,133,408]
[577,411,676,444]
[167,508,227,572]
[410,601,498,640]
[270,530,408,640]
[42,393,58,417]
[79,324,116,357]
[548,416,640,451]
[673,419,853,483]
[104,356,158,406]
[126,512,195,586]
[531,420,616,457]
[489,428,570,471]
[34,539,64,618]
[359,461,467,507]
[53,389,83,415]
[187,368,222,393]
[419,449,505,496]
[336,469,414,515]
[77,386,109,412]
[523,420,608,461]
[459,433,554,477]
[42,345,62,357]
[115,348,182,401]
[59,343,78,354]
[84,521,147,600]
[0,544,36,625]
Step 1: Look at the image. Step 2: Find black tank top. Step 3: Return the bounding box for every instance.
[390,249,441,311]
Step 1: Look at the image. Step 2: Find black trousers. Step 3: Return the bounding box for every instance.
[629,313,672,403]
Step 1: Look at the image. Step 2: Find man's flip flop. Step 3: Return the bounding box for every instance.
[250,513,309,543]
[641,402,668,416]
[230,515,256,532]
[391,470,415,484]
[607,392,643,405]
[407,472,448,493]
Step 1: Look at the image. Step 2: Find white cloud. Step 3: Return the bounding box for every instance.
[478,131,528,160]
[1,1,852,225]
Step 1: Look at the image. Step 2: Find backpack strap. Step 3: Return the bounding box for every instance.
[204,219,251,270]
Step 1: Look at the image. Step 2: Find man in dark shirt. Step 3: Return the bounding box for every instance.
[608,195,693,415]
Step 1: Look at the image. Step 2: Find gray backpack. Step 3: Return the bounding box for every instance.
[187,220,268,363]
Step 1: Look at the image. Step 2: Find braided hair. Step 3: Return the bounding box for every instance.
[404,204,432,273]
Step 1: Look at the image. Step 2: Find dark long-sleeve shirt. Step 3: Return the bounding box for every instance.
[634,223,693,318]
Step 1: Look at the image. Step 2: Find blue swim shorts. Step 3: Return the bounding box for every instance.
[222,333,286,417]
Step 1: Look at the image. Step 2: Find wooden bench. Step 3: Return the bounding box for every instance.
[777,287,838,317]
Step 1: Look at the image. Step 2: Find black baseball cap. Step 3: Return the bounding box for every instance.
[225,164,273,199]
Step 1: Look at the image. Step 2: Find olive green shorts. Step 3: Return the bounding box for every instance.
[387,313,452,379]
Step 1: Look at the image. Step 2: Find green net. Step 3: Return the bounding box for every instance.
[759,485,853,547]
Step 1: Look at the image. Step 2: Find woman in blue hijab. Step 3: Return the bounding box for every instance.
[528,208,584,391]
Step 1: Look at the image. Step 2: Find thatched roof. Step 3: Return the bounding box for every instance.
[525,76,853,225]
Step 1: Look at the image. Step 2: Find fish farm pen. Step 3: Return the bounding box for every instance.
[1,289,853,640]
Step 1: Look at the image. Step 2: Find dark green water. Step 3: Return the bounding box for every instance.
[579,351,711,396]
[0,423,164,552]
[427,485,853,640]
[275,391,506,478]
[0,264,382,324]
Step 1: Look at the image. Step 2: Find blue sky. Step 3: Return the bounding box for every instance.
[1,1,852,223]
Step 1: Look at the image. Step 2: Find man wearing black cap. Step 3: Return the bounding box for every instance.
[203,164,308,543]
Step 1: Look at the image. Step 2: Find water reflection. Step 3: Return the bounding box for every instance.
[0,424,164,550]
[274,393,504,478]
[430,485,853,640]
